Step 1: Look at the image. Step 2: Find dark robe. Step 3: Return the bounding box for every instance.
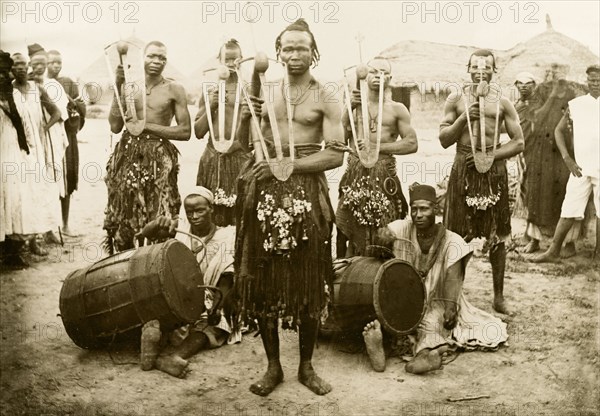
[524,81,585,233]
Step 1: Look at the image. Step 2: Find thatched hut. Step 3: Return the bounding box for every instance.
[379,16,598,109]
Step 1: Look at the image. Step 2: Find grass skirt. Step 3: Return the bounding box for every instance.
[234,154,335,325]
[336,154,407,255]
[103,132,180,252]
[196,144,251,226]
[444,144,510,242]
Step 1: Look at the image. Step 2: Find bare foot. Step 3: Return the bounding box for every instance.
[522,239,539,254]
[140,320,161,371]
[298,362,332,395]
[405,349,442,374]
[249,362,284,396]
[155,355,190,378]
[362,320,385,372]
[61,227,80,238]
[493,297,512,315]
[561,242,577,259]
[529,250,560,263]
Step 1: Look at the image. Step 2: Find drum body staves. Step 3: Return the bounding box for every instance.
[59,239,204,349]
[325,257,426,336]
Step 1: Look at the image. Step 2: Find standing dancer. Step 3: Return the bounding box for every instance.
[336,56,417,257]
[439,50,524,315]
[104,40,191,252]
[235,19,345,396]
[194,39,251,225]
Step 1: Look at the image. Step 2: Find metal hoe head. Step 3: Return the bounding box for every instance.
[104,40,146,136]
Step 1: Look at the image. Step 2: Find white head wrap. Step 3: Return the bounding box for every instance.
[186,186,214,205]
[514,72,537,84]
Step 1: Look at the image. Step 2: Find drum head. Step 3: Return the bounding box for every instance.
[373,259,425,335]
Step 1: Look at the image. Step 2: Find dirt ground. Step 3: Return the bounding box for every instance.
[1,117,599,416]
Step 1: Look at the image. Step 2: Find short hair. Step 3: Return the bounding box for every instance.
[217,38,242,60]
[467,49,497,72]
[586,64,600,75]
[368,56,392,73]
[47,50,61,56]
[144,41,167,54]
[275,18,320,67]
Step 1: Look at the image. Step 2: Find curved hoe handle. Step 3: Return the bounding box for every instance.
[345,69,384,169]
[104,40,146,136]
[174,229,207,265]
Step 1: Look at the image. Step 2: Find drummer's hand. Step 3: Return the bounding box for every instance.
[350,90,361,109]
[115,64,125,87]
[155,215,177,235]
[252,160,275,181]
[374,227,396,249]
[443,303,458,330]
[241,95,263,120]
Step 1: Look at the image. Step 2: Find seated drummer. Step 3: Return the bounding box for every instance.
[139,186,240,378]
[364,184,508,374]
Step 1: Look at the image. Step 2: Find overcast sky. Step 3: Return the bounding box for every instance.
[1,1,598,81]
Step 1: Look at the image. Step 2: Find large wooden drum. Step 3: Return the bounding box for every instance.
[59,239,205,349]
[323,257,426,335]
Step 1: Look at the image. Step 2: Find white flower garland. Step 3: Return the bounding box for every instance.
[341,176,391,227]
[213,188,237,207]
[257,187,312,254]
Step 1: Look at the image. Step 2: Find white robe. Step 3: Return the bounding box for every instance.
[1,103,25,240]
[387,219,508,353]
[175,220,241,345]
[1,86,61,239]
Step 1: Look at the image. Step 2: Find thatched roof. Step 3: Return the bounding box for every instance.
[497,29,598,85]
[379,40,476,90]
[380,21,598,91]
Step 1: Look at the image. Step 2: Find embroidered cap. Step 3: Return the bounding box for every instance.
[409,183,437,204]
